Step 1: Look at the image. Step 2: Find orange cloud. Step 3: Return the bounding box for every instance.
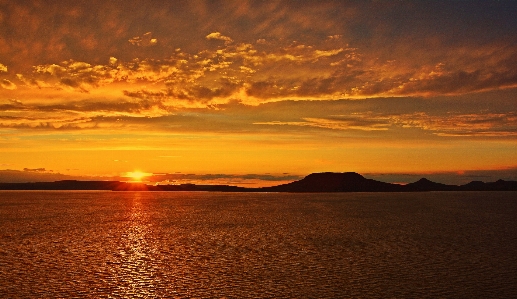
[391,112,517,137]
[255,117,390,132]
[5,26,515,106]
[206,32,233,45]
[1,79,16,90]
[129,32,158,47]
[253,107,517,138]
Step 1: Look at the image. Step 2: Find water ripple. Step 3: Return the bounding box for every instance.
[1,191,517,298]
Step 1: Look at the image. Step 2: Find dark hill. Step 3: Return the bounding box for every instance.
[263,174,517,192]
[460,180,486,191]
[0,180,122,190]
[460,179,517,191]
[404,178,458,191]
[262,172,403,192]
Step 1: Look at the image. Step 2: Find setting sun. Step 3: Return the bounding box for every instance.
[125,171,149,182]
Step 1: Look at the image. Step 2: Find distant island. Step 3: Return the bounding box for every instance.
[1,172,516,192]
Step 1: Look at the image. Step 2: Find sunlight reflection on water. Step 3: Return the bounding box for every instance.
[114,192,157,297]
[1,191,517,298]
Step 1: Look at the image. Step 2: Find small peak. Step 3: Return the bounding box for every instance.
[416,178,432,183]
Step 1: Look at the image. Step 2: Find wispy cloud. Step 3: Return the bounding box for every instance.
[0,169,71,183]
[391,112,517,137]
[23,168,50,172]
[2,94,517,139]
[255,115,391,132]
[256,111,517,137]
[0,97,173,129]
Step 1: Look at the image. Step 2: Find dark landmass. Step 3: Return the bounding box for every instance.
[0,180,248,192]
[0,180,122,191]
[264,172,517,192]
[0,172,516,192]
[262,172,402,192]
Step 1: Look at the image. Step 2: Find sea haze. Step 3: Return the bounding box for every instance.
[1,191,517,298]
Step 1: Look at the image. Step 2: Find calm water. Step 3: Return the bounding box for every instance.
[1,191,517,298]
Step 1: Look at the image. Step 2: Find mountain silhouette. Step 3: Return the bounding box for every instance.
[259,173,517,192]
[261,172,402,192]
[459,179,517,191]
[403,178,457,191]
[1,172,516,192]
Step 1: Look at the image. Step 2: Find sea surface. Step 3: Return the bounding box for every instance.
[1,191,517,298]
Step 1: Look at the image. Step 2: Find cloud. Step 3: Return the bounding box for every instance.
[23,168,49,172]
[251,99,517,137]
[1,79,16,90]
[32,60,116,92]
[0,63,7,72]
[128,32,158,47]
[28,55,197,93]
[11,29,517,104]
[206,32,233,44]
[0,169,73,183]
[0,96,174,129]
[390,112,517,137]
[327,35,342,40]
[313,48,344,59]
[15,74,51,88]
[2,92,516,138]
[109,57,118,65]
[255,115,391,132]
[0,114,95,130]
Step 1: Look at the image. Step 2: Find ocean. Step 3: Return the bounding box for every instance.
[1,191,516,298]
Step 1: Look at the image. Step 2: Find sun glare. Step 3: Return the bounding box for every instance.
[126,171,149,182]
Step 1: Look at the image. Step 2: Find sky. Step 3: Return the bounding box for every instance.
[1,0,517,186]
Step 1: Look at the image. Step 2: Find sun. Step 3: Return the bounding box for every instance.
[125,171,149,182]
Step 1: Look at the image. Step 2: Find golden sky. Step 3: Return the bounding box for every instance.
[1,1,517,186]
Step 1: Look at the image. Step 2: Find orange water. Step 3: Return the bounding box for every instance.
[1,191,516,298]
